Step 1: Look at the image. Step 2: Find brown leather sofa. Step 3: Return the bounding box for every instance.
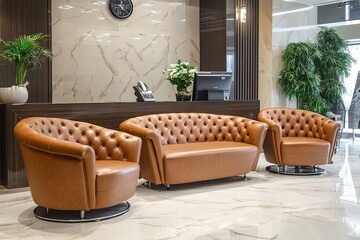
[258,108,341,175]
[119,113,268,188]
[14,117,142,222]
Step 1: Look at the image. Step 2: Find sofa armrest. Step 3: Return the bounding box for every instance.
[14,124,97,209]
[15,124,95,160]
[320,118,341,162]
[245,121,268,150]
[119,122,164,160]
[318,118,341,143]
[241,120,268,170]
[257,114,277,128]
[119,121,165,184]
[95,128,142,163]
[257,113,283,165]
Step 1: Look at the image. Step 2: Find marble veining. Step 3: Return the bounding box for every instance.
[1,139,360,239]
[259,0,273,110]
[272,3,318,109]
[52,0,199,103]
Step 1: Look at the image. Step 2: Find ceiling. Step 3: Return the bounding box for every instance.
[283,0,344,6]
[273,0,346,12]
[274,0,345,7]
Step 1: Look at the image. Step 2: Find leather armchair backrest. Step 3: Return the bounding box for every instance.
[125,113,256,145]
[21,117,126,160]
[259,108,333,139]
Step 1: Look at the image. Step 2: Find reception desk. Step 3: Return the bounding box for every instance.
[0,100,259,188]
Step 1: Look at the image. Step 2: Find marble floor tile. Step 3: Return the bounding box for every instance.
[1,138,360,240]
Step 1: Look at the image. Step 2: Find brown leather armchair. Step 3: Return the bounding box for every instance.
[14,117,141,222]
[258,108,341,175]
[120,113,268,188]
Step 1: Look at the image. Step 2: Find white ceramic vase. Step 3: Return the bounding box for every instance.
[0,86,28,104]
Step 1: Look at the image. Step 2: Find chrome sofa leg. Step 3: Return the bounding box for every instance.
[165,184,170,190]
[144,181,152,189]
[80,211,85,219]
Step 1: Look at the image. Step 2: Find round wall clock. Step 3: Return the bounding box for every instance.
[109,0,133,19]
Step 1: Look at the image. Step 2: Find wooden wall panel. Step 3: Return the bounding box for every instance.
[200,0,227,71]
[234,0,259,100]
[0,0,52,103]
[0,0,52,186]
[199,0,259,100]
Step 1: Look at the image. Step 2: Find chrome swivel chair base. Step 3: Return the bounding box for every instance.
[266,165,326,176]
[34,202,130,223]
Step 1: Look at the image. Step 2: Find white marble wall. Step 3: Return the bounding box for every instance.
[272,4,319,108]
[258,0,273,110]
[52,0,199,103]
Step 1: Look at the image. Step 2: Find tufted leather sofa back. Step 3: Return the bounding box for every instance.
[258,108,336,139]
[122,113,259,145]
[19,117,128,160]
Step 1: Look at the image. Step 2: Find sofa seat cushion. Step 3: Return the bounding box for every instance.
[281,137,330,166]
[95,160,139,208]
[162,141,258,184]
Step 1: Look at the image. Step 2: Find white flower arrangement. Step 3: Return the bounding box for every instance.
[163,60,198,96]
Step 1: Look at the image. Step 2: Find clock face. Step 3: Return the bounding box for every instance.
[109,0,133,19]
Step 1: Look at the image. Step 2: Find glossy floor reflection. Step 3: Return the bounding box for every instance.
[1,139,360,240]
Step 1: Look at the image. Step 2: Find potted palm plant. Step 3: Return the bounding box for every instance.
[0,33,52,104]
[163,60,198,101]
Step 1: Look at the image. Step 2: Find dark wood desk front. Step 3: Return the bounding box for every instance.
[0,100,259,188]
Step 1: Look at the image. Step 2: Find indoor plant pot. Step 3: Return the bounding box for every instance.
[0,85,28,104]
[175,93,191,101]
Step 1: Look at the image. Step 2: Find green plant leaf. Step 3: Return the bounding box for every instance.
[0,33,52,86]
[278,27,355,114]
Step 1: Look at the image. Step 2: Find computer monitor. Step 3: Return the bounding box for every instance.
[192,71,232,101]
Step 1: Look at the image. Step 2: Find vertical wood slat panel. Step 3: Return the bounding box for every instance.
[200,0,227,71]
[234,0,259,100]
[0,0,52,103]
[0,0,52,187]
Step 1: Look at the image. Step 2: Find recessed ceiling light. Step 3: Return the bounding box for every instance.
[169,2,184,6]
[273,6,313,16]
